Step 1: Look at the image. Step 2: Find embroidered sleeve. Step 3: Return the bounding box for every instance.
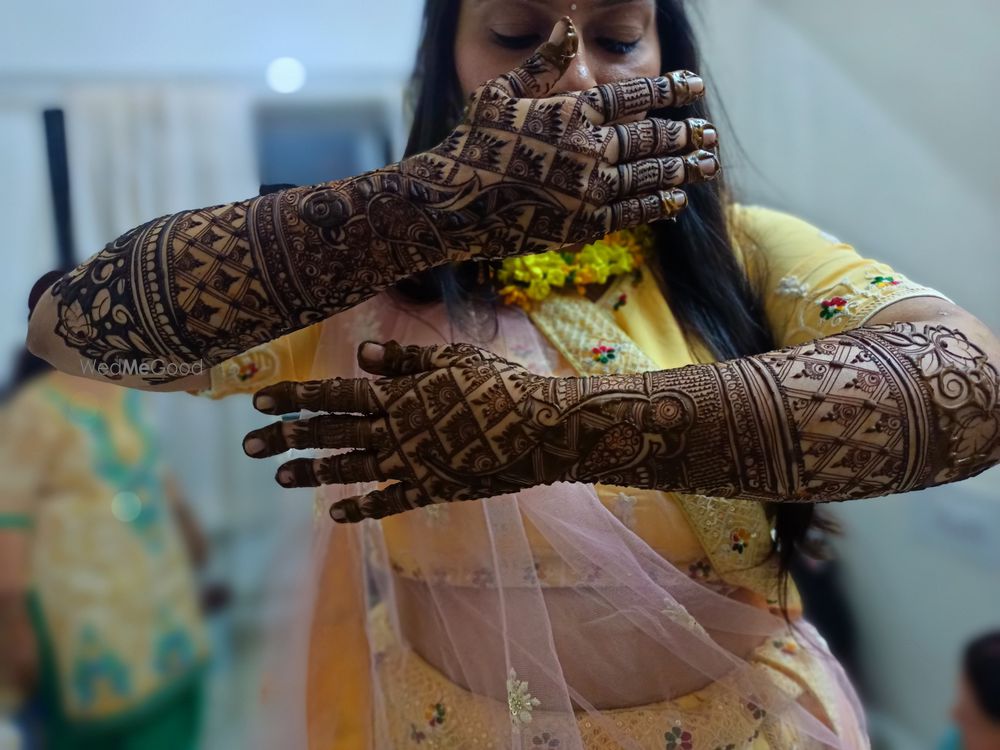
[731,205,950,347]
[195,324,322,400]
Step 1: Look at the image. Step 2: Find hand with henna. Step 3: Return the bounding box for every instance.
[29,16,720,385]
[243,321,1000,523]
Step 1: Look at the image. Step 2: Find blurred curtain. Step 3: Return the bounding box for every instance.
[62,83,315,750]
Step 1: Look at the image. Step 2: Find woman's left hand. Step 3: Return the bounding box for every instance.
[243,340,659,522]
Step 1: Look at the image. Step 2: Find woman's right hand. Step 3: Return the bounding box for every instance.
[400,16,721,261]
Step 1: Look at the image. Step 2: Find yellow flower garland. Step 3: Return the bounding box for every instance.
[497,226,654,311]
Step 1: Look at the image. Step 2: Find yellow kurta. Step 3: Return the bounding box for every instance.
[0,376,209,723]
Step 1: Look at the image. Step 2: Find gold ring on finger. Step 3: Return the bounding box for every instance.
[683,151,719,183]
[688,118,713,150]
[659,189,687,220]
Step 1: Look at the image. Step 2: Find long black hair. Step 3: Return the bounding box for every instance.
[965,631,1000,722]
[398,0,819,596]
[2,269,63,402]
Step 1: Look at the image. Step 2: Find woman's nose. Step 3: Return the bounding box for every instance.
[549,40,597,93]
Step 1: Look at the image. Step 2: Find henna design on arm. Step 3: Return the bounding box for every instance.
[247,322,1000,523]
[605,322,1000,502]
[37,17,719,384]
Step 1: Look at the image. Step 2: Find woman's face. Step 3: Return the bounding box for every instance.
[455,0,661,99]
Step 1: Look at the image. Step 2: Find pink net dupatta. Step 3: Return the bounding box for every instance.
[251,294,870,750]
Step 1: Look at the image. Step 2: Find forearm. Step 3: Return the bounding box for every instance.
[578,319,1000,502]
[28,41,715,388]
[27,164,463,385]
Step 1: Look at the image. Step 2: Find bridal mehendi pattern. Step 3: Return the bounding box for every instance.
[47,18,718,382]
[247,321,1000,522]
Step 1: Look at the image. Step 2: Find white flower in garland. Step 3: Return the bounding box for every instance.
[507,668,541,728]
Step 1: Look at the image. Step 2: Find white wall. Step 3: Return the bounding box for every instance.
[1,0,423,79]
[696,1,1000,743]
[0,0,422,383]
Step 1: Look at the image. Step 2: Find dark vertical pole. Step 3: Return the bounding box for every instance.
[43,108,77,269]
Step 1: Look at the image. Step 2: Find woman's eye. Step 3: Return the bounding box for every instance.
[490,31,541,50]
[598,38,640,55]
[489,31,640,56]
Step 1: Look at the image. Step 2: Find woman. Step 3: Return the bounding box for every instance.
[25,1,1000,747]
[941,631,1000,750]
[1,330,209,749]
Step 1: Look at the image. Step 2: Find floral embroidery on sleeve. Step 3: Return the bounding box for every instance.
[773,265,949,345]
[869,275,901,289]
[200,342,281,399]
[776,275,809,297]
[819,296,848,321]
[236,361,259,381]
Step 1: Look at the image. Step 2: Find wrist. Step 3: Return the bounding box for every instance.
[308,162,457,274]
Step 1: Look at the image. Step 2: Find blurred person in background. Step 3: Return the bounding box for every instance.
[0,276,209,750]
[22,1,1000,748]
[939,631,1000,750]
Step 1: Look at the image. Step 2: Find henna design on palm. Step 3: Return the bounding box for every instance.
[47,17,720,383]
[245,323,999,523]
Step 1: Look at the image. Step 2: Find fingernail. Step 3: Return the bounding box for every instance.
[682,71,705,96]
[330,505,347,522]
[697,151,719,176]
[669,188,688,208]
[549,16,570,44]
[277,468,294,487]
[244,437,266,457]
[701,128,718,149]
[359,341,385,361]
[255,395,275,411]
[542,16,577,64]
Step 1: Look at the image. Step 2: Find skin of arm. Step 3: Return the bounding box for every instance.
[0,527,36,695]
[243,297,1000,521]
[162,473,209,569]
[26,18,719,391]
